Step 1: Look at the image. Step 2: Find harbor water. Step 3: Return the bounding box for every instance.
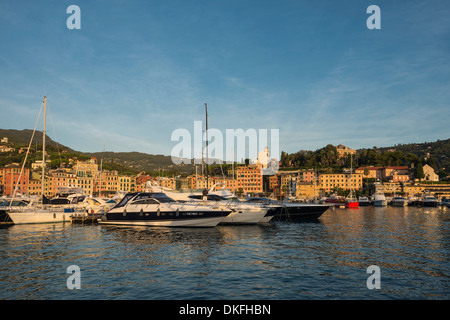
[0,206,449,300]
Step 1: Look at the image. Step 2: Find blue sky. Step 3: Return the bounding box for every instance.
[0,0,449,159]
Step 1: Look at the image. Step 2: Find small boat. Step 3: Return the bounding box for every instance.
[98,192,231,227]
[345,197,359,209]
[373,193,387,207]
[324,195,346,208]
[422,196,439,207]
[358,196,371,206]
[391,196,408,207]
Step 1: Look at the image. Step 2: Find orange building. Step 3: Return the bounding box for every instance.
[0,166,30,196]
[236,165,263,194]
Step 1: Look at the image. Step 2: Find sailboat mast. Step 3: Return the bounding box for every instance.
[205,103,209,188]
[41,96,47,198]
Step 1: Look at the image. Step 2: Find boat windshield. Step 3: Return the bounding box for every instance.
[187,194,228,201]
[246,197,279,204]
[114,192,176,208]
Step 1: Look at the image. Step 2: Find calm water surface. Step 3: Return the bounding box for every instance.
[1,206,449,300]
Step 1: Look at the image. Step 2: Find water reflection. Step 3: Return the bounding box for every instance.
[0,206,449,299]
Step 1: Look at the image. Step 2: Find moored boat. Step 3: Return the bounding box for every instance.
[151,187,271,224]
[358,196,371,206]
[98,192,231,227]
[373,193,387,207]
[245,197,329,221]
[422,196,439,207]
[391,196,408,207]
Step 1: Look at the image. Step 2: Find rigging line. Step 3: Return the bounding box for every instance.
[10,99,45,208]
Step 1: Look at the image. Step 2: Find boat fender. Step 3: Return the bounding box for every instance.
[91,209,94,214]
[123,209,127,217]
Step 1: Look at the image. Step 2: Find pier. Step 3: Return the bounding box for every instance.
[70,215,100,224]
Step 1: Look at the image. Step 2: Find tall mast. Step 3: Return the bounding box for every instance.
[205,103,209,188]
[41,96,47,198]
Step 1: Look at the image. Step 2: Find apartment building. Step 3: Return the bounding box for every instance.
[236,165,263,194]
[319,173,363,193]
[0,165,30,196]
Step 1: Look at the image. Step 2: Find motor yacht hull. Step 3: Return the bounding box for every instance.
[274,204,329,221]
[373,200,387,207]
[220,207,269,225]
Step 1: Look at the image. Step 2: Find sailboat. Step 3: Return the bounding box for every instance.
[345,154,359,209]
[6,96,71,224]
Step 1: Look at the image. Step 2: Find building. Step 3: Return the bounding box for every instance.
[75,158,99,178]
[383,166,410,180]
[423,164,439,181]
[336,144,356,158]
[319,173,363,193]
[355,167,384,180]
[236,165,263,194]
[295,182,320,200]
[0,165,30,196]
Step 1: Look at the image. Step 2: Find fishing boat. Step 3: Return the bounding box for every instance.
[98,192,231,227]
[6,97,75,224]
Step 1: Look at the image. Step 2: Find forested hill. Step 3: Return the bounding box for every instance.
[280,138,450,177]
[1,128,449,177]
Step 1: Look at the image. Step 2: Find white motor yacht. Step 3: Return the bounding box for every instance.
[98,192,231,227]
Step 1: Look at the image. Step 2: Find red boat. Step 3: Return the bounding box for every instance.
[345,198,359,208]
[325,195,359,208]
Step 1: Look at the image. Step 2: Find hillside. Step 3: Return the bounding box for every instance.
[1,128,449,178]
[0,129,195,175]
[0,129,72,150]
[280,138,450,178]
[85,151,196,175]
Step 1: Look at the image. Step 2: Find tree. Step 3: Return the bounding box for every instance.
[414,163,424,181]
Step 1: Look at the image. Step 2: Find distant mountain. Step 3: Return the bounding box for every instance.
[85,151,196,174]
[0,129,73,151]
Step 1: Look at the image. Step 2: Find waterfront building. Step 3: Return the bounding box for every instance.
[95,170,119,195]
[0,165,30,196]
[119,175,136,192]
[236,164,263,194]
[319,173,363,193]
[295,182,320,200]
[75,158,99,178]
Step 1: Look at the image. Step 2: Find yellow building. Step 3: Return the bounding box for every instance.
[295,182,320,200]
[96,170,119,195]
[119,175,136,192]
[335,144,356,158]
[319,173,363,193]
